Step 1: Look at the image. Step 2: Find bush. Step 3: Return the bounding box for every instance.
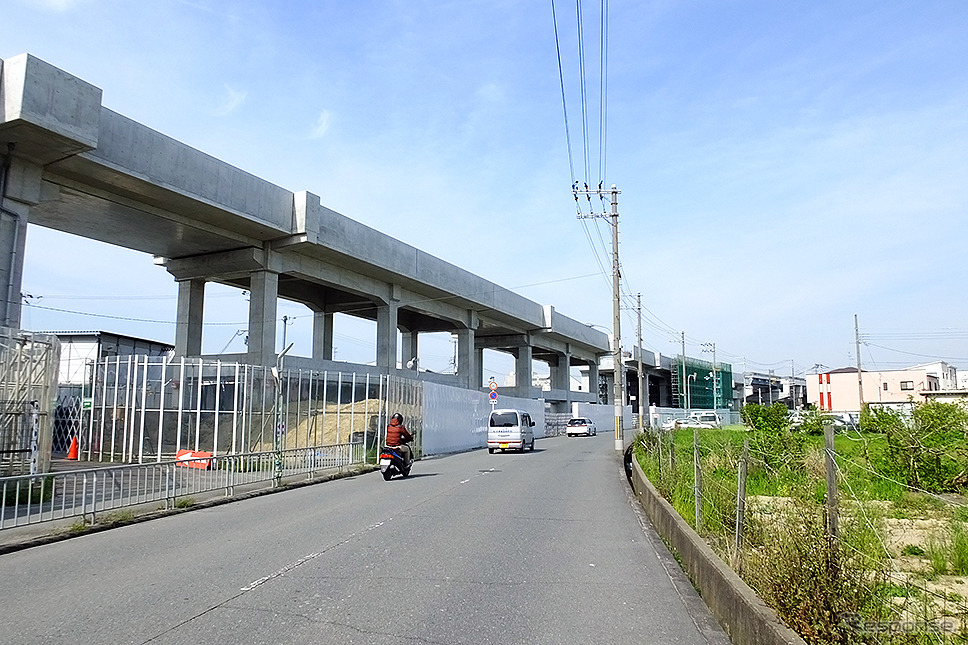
[741,402,789,434]
[870,401,968,492]
[798,408,836,436]
[742,403,806,470]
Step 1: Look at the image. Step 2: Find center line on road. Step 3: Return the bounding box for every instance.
[240,519,390,592]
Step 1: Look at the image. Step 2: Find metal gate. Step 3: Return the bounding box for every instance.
[0,328,59,475]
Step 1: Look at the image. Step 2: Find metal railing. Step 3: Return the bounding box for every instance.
[0,441,364,530]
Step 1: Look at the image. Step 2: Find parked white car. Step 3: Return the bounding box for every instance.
[662,412,721,430]
[565,417,597,437]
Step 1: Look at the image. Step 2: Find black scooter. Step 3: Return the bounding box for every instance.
[379,440,413,480]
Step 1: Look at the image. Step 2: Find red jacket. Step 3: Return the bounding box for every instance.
[386,419,413,446]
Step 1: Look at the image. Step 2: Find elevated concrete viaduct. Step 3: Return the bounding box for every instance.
[0,53,608,406]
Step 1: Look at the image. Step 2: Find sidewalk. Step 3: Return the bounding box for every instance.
[1,457,376,555]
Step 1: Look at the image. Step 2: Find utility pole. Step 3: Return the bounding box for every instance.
[575,184,624,451]
[681,331,686,409]
[854,314,864,410]
[791,359,796,409]
[637,293,644,432]
[702,342,717,410]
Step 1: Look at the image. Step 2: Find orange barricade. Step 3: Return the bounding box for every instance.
[175,449,213,469]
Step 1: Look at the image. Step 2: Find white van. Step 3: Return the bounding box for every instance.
[487,409,536,453]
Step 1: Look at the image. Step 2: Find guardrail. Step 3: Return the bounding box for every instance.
[0,442,364,530]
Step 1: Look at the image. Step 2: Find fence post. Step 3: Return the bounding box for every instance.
[693,427,702,530]
[824,424,839,561]
[668,429,675,472]
[734,438,749,569]
[657,428,664,471]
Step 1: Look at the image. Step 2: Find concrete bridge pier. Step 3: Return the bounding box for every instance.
[375,294,399,375]
[0,155,37,329]
[310,308,335,361]
[247,269,279,366]
[174,278,205,356]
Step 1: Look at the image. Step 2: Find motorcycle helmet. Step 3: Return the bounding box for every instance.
[391,413,403,424]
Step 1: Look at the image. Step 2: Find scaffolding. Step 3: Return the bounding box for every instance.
[672,356,733,410]
[0,328,60,475]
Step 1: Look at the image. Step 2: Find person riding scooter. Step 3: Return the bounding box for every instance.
[385,413,414,467]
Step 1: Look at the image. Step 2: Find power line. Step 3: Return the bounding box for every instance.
[598,0,608,185]
[550,0,577,186]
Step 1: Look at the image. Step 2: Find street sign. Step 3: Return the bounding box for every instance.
[489,390,498,401]
[488,381,498,391]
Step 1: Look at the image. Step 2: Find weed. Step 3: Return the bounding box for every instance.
[926,534,949,576]
[951,522,968,575]
[901,544,926,556]
[954,505,968,523]
[175,497,195,509]
[100,510,136,525]
[744,499,887,644]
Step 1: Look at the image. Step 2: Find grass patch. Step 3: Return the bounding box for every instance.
[174,497,195,509]
[901,544,926,556]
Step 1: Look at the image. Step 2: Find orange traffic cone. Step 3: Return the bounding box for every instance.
[67,436,78,460]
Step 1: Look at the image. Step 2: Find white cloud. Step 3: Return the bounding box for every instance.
[309,110,332,139]
[211,85,247,117]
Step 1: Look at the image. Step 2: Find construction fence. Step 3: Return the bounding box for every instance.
[0,328,59,476]
[80,356,420,464]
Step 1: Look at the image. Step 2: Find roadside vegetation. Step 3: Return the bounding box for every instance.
[634,400,968,644]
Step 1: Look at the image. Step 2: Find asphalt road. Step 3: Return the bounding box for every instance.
[0,435,731,645]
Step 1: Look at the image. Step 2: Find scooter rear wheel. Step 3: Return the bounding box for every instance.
[382,469,392,481]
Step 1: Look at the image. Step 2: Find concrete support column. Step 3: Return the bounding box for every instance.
[551,352,571,392]
[312,310,334,361]
[475,347,485,384]
[174,278,205,356]
[247,270,279,366]
[456,328,478,389]
[514,344,533,398]
[0,156,43,329]
[0,200,28,329]
[551,351,572,409]
[376,298,399,373]
[587,359,601,401]
[401,330,419,370]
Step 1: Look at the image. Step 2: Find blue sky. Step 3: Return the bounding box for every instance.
[4,0,968,379]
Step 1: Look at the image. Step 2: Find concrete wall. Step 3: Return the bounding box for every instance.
[626,453,806,645]
[421,381,544,455]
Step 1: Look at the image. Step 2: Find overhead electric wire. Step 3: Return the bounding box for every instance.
[575,0,591,190]
[598,0,608,184]
[551,0,577,189]
[866,342,968,362]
